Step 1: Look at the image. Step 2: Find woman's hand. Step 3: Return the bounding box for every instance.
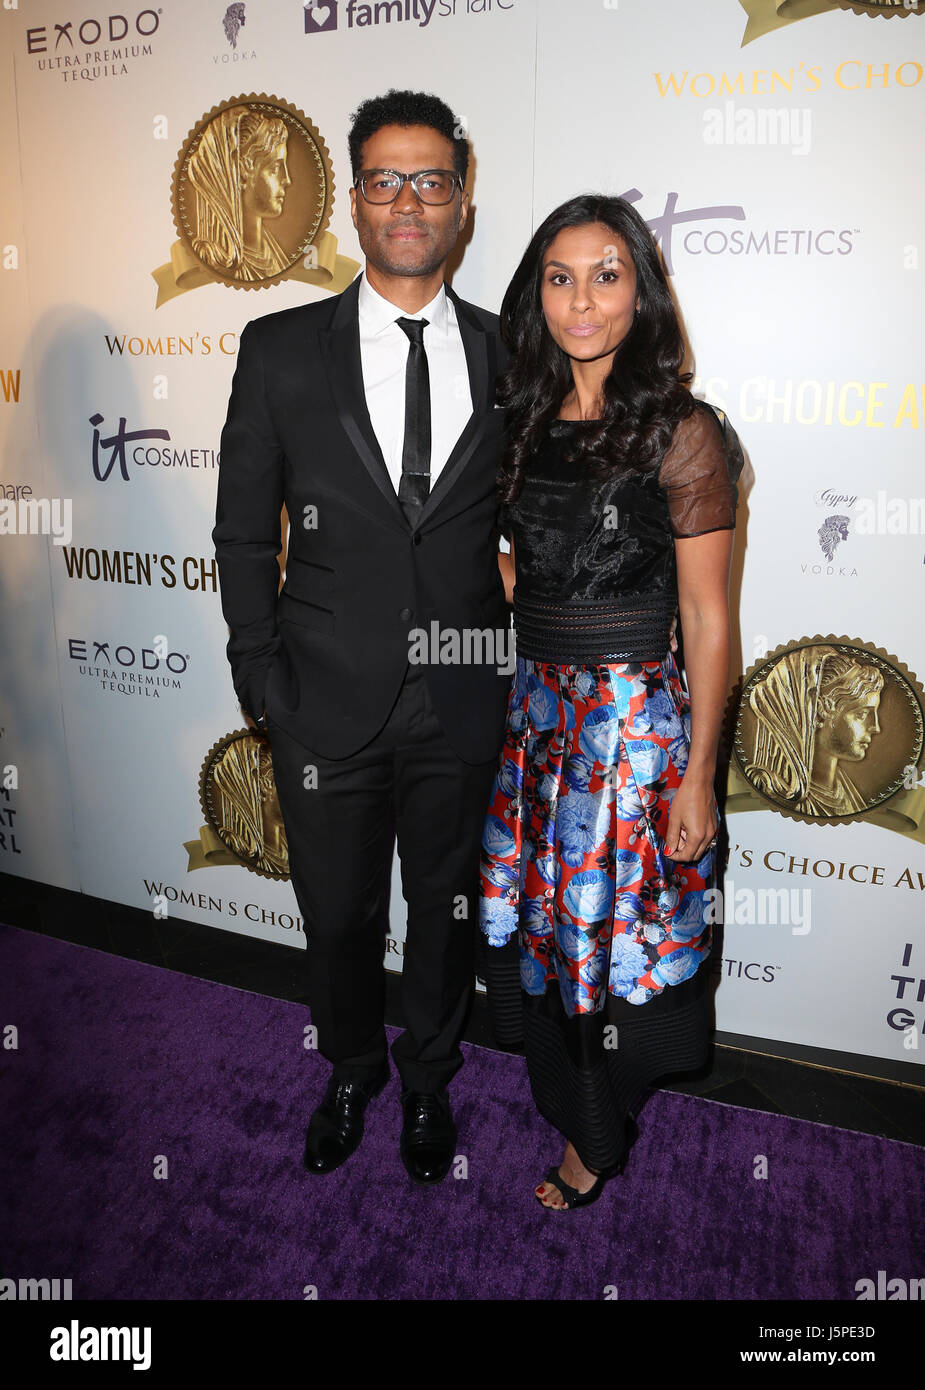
[662,770,717,862]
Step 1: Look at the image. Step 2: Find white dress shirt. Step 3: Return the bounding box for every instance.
[357,271,473,497]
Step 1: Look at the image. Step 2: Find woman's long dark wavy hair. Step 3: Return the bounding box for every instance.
[497,194,695,504]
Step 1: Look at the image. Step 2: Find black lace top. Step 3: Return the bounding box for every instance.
[502,400,744,664]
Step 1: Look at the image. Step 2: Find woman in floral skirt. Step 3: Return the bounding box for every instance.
[480,194,744,1211]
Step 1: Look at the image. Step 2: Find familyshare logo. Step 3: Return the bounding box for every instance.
[303,0,514,33]
[304,0,338,31]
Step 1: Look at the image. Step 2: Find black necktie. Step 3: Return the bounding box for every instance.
[395,317,431,527]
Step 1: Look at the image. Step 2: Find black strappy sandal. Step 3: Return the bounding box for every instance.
[536,1164,607,1211]
[536,1115,639,1211]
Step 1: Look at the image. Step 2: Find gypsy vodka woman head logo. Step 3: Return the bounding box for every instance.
[223,3,247,48]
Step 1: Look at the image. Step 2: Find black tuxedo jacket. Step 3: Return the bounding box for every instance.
[213,275,512,763]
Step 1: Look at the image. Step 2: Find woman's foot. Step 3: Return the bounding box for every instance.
[535,1142,600,1210]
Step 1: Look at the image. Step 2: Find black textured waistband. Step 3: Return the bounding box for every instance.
[512,591,677,663]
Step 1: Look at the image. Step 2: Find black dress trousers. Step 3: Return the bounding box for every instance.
[266,659,498,1095]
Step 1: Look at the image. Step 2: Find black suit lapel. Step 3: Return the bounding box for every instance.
[319,277,408,529]
[418,285,497,524]
[320,277,500,531]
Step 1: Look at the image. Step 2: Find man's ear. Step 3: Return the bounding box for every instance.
[349,185,358,230]
[457,189,471,233]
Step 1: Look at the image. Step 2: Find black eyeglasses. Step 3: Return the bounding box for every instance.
[354,168,463,206]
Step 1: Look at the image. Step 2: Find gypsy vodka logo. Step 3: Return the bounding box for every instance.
[216,2,255,63]
[817,510,851,561]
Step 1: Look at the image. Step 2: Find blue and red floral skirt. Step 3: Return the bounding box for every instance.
[478,654,715,1018]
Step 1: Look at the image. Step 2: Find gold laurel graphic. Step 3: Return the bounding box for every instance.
[185,728,289,879]
[740,0,920,45]
[152,93,359,305]
[724,636,925,837]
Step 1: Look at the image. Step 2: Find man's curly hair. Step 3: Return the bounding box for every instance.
[348,89,468,182]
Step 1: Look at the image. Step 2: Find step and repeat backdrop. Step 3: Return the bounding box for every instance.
[1,0,923,1077]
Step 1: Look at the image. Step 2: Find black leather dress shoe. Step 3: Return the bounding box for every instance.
[303,1062,389,1175]
[399,1089,457,1185]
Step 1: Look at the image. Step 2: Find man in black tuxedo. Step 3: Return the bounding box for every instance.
[213,90,510,1184]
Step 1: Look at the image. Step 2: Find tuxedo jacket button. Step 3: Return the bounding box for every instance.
[399,607,413,621]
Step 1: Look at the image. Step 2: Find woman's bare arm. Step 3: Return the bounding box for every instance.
[662,528,733,861]
[498,537,515,604]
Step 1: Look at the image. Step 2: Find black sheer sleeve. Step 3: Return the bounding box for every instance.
[658,401,744,539]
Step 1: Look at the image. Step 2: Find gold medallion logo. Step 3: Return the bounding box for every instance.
[153,94,359,306]
[740,0,921,45]
[185,729,289,878]
[726,637,925,838]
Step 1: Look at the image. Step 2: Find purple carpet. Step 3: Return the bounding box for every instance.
[1,923,922,1301]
